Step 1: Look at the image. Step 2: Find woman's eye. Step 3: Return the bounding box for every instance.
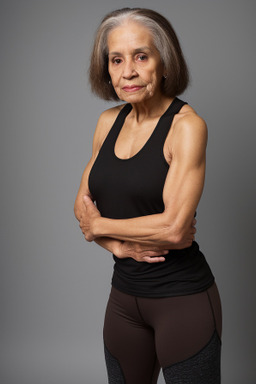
[136,54,148,62]
[112,58,122,64]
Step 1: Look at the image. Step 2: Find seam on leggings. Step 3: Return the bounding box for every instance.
[162,330,219,370]
[104,340,123,366]
[134,296,147,323]
[104,342,126,383]
[206,289,216,328]
[206,289,222,345]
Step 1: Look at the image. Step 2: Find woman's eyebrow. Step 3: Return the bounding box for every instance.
[108,46,151,56]
[133,46,151,53]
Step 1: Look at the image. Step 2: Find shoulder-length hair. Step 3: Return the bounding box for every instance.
[89,8,189,100]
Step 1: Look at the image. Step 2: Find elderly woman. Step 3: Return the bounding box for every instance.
[74,7,222,384]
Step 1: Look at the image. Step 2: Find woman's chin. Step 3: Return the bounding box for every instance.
[117,91,154,104]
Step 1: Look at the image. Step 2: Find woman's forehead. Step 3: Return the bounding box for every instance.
[107,22,154,52]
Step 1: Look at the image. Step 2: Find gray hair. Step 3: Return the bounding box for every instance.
[89,8,189,100]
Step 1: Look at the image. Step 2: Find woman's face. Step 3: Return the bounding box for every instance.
[107,21,165,103]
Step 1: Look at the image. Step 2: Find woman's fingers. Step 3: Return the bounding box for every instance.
[142,249,168,257]
[143,256,166,263]
[120,241,169,263]
[136,249,168,263]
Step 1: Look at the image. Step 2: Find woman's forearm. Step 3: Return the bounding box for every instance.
[81,195,195,248]
[94,237,120,255]
[93,212,190,247]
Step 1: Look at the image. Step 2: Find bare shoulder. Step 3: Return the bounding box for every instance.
[165,104,208,165]
[93,104,126,150]
[98,104,124,124]
[172,104,208,145]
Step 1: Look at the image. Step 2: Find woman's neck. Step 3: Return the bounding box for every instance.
[129,94,175,123]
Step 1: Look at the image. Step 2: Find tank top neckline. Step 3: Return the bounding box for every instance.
[113,97,179,162]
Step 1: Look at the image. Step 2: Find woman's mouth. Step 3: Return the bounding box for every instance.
[122,85,144,92]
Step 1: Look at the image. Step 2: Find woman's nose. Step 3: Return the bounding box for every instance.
[122,59,138,79]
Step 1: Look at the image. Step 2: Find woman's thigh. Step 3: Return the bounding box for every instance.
[103,287,160,384]
[103,284,222,383]
[138,283,222,383]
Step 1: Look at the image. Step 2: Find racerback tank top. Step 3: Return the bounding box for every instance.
[89,97,214,297]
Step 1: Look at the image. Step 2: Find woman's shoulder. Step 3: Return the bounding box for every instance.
[173,103,207,137]
[167,103,208,155]
[93,104,127,149]
[177,103,206,125]
[98,103,126,125]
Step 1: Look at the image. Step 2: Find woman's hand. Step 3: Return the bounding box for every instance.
[79,195,101,242]
[115,241,169,263]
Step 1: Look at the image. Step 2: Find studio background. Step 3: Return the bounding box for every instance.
[1,1,255,383]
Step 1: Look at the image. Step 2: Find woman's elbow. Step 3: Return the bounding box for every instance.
[154,216,180,246]
[162,220,193,248]
[165,225,183,245]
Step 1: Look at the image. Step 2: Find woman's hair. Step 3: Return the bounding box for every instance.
[89,8,189,100]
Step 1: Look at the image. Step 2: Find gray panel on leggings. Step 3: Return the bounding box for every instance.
[104,344,126,384]
[163,331,221,384]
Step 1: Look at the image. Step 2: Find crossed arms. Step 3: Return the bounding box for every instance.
[74,107,207,263]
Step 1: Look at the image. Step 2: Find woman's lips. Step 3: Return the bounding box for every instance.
[122,85,144,92]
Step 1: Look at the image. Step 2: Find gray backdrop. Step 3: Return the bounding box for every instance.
[1,1,255,383]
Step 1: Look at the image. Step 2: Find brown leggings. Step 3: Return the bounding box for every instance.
[103,283,222,384]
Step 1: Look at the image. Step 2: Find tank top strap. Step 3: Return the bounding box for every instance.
[118,103,133,120]
[163,97,187,117]
[149,97,188,150]
[106,103,133,144]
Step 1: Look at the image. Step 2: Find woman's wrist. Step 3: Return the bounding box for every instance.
[92,216,105,239]
[94,236,122,256]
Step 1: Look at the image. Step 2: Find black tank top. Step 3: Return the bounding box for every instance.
[89,97,214,297]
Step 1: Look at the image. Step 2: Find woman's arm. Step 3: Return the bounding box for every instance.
[81,112,206,248]
[74,107,168,262]
[74,106,122,220]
